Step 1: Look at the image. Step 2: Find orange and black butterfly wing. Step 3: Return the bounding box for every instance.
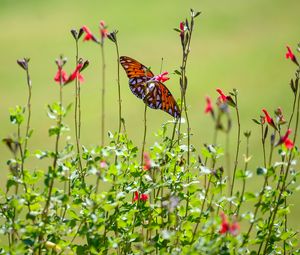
[120,56,154,99]
[143,81,181,118]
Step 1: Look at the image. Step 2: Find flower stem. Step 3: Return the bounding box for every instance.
[115,40,122,136]
[100,43,106,147]
[23,66,32,165]
[74,40,83,174]
[114,39,122,166]
[261,124,267,168]
[236,134,250,217]
[230,95,241,201]
[141,104,147,165]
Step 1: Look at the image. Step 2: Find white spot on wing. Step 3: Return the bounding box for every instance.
[129,78,136,85]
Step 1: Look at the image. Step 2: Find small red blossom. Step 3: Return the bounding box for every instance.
[216,88,227,103]
[180,22,185,34]
[68,63,84,83]
[82,25,98,43]
[219,211,230,234]
[179,21,185,42]
[143,152,151,171]
[229,220,240,236]
[204,96,213,114]
[285,46,298,65]
[216,88,236,107]
[54,68,68,84]
[154,71,170,83]
[262,108,277,130]
[99,20,108,41]
[219,212,240,236]
[133,191,148,202]
[277,129,294,149]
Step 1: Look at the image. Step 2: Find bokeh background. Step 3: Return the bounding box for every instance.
[1,0,299,235]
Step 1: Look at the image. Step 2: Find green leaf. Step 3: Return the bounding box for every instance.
[244,192,256,200]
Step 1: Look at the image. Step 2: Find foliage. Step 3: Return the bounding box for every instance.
[1,9,300,255]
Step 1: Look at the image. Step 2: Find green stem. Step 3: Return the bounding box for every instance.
[115,41,122,136]
[192,159,216,242]
[236,134,250,217]
[100,43,106,147]
[141,104,147,165]
[230,95,241,200]
[261,124,267,168]
[74,40,83,174]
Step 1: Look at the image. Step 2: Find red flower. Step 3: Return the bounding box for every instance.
[219,211,230,234]
[143,152,151,171]
[229,220,240,236]
[179,21,185,42]
[204,96,213,114]
[277,129,294,149]
[285,46,298,65]
[99,20,108,39]
[68,63,84,83]
[262,108,277,130]
[219,212,240,236]
[286,46,295,60]
[133,191,148,202]
[82,25,98,43]
[154,71,170,83]
[216,88,227,103]
[54,68,68,84]
[180,22,185,34]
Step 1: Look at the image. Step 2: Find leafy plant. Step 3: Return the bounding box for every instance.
[0,9,299,255]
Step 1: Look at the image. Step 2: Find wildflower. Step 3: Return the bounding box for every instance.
[219,211,230,234]
[277,129,294,149]
[100,160,108,168]
[285,45,299,66]
[216,88,236,107]
[54,68,68,84]
[153,71,170,83]
[229,219,240,236]
[143,152,151,171]
[82,25,98,43]
[216,88,227,103]
[68,63,84,83]
[180,22,185,36]
[262,108,277,130]
[204,96,213,114]
[133,191,148,202]
[99,20,108,41]
[219,212,240,236]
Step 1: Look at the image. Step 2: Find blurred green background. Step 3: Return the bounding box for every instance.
[0,0,299,234]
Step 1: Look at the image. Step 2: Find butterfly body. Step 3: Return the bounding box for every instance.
[120,56,181,118]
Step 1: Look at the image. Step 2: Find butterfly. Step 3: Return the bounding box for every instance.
[119,56,181,118]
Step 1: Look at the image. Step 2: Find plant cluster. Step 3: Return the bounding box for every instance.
[1,9,300,255]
